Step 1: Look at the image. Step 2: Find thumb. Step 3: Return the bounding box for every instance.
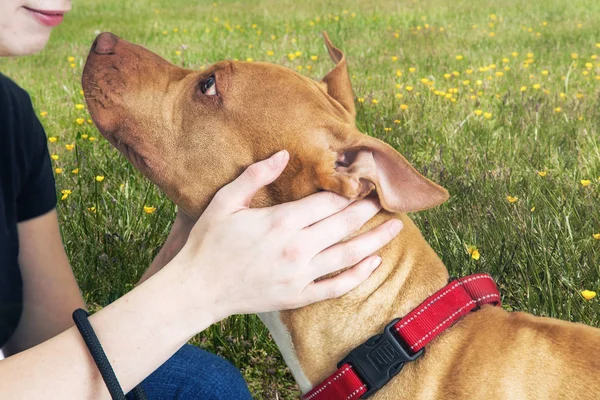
[210,150,289,213]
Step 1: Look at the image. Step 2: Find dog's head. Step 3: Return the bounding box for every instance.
[82,32,448,218]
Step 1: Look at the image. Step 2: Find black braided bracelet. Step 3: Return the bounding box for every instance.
[72,308,147,400]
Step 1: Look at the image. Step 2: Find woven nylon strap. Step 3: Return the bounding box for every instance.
[302,273,500,400]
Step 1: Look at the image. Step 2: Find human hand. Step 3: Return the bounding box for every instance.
[172,149,403,323]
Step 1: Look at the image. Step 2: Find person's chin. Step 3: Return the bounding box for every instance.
[5,30,52,56]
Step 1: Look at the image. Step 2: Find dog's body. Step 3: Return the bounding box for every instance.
[83,32,600,398]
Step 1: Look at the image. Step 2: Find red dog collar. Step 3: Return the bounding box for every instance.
[302,273,501,400]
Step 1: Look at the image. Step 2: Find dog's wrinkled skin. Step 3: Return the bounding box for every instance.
[83,32,600,398]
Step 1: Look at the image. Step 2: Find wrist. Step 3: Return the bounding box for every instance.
[163,248,230,333]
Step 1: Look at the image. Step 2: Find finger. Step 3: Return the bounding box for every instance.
[301,196,382,253]
[207,150,289,214]
[268,191,352,230]
[297,255,383,306]
[309,219,403,279]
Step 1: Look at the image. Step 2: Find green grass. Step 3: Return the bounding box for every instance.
[2,0,600,397]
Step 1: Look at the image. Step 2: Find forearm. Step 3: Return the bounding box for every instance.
[0,260,216,399]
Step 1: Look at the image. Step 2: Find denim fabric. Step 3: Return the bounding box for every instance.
[126,344,253,400]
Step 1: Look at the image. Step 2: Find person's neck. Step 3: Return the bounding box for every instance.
[259,210,450,393]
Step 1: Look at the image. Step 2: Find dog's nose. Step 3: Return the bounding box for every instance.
[93,32,119,55]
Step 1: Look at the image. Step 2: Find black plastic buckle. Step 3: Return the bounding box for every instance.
[336,318,424,398]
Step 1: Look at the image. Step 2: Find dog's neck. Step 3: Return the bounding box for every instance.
[259,211,450,393]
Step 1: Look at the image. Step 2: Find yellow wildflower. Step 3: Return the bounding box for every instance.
[75,104,85,110]
[408,67,416,73]
[81,134,89,139]
[48,136,58,143]
[474,109,483,116]
[456,55,463,60]
[571,53,578,59]
[95,175,105,182]
[60,189,71,201]
[533,84,541,89]
[483,112,492,119]
[531,206,536,212]
[466,69,473,74]
[66,143,75,151]
[72,168,79,174]
[40,111,48,117]
[266,50,274,56]
[310,55,318,61]
[357,97,365,103]
[89,137,97,142]
[87,206,96,213]
[246,58,253,62]
[520,86,527,92]
[581,290,597,300]
[391,56,398,62]
[68,56,75,63]
[143,205,157,214]
[467,246,480,260]
[495,71,504,77]
[400,104,409,110]
[554,107,561,113]
[175,50,181,56]
[76,118,84,125]
[592,233,600,240]
[51,154,59,160]
[581,180,591,187]
[396,93,403,99]
[506,196,518,203]
[372,99,378,105]
[55,168,63,174]
[537,171,547,177]
[405,86,413,91]
[512,52,518,57]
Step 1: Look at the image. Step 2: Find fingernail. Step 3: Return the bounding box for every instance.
[270,150,288,167]
[371,256,382,269]
[389,219,403,236]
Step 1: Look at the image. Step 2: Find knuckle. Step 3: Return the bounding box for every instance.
[327,192,348,209]
[326,286,344,300]
[244,163,264,181]
[281,245,303,262]
[342,211,361,232]
[343,245,361,266]
[270,213,294,232]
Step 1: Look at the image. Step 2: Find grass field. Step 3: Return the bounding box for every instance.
[2,0,600,397]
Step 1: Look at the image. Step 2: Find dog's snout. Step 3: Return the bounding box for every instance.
[93,32,119,55]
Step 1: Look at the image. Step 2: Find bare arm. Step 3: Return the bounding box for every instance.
[2,209,86,356]
[0,152,401,398]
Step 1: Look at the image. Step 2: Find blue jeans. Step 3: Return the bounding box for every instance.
[126,344,252,400]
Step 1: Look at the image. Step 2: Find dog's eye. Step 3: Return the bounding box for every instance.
[200,75,217,96]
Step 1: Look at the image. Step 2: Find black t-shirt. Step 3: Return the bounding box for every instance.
[0,73,57,348]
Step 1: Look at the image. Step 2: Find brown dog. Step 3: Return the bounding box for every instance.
[82,32,600,398]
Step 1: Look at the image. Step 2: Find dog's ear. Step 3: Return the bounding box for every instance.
[316,135,449,213]
[321,31,356,120]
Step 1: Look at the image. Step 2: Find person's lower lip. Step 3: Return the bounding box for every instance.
[24,7,65,27]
